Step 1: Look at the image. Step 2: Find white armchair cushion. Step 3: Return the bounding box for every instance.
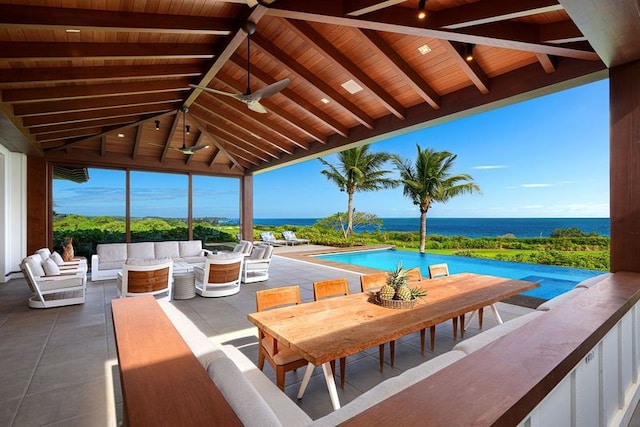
[127,242,155,260]
[42,258,61,276]
[25,255,45,277]
[35,248,52,262]
[50,251,65,265]
[250,246,266,260]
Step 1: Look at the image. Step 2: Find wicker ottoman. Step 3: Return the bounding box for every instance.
[173,272,196,300]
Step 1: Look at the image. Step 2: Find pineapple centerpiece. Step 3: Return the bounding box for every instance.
[378,262,426,308]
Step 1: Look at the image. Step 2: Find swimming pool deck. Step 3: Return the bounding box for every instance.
[0,244,553,425]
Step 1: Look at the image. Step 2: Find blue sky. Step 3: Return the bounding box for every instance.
[54,78,609,219]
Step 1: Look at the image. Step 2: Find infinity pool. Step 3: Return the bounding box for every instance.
[316,249,606,300]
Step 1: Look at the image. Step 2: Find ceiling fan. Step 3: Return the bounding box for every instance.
[149,106,209,155]
[189,21,290,114]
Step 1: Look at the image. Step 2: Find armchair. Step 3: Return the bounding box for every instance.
[194,254,244,297]
[117,258,174,301]
[20,255,86,309]
[242,244,274,283]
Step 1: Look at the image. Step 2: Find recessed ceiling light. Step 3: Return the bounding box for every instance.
[341,79,363,94]
[117,133,125,138]
[65,29,80,33]
[320,98,330,104]
[418,44,431,55]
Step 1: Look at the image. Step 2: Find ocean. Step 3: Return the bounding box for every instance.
[251,217,610,238]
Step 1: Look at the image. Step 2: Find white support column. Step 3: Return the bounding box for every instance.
[0,145,27,282]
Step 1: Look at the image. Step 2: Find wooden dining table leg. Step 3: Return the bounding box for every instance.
[321,362,341,410]
[378,344,385,372]
[297,362,315,400]
[460,314,465,338]
[430,325,436,351]
[452,317,458,340]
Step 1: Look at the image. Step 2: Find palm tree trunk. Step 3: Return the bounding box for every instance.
[419,210,427,253]
[347,192,354,236]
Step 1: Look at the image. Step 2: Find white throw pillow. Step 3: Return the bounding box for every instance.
[43,258,61,275]
[51,251,65,266]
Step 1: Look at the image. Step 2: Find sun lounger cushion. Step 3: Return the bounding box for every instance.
[313,350,468,426]
[453,311,545,355]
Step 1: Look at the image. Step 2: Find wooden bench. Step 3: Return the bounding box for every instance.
[111,296,242,427]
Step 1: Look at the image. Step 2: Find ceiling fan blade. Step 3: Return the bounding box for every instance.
[248,78,291,100]
[247,100,268,114]
[189,84,241,100]
[189,144,210,152]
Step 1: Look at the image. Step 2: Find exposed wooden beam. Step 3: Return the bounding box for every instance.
[0,4,234,35]
[189,106,275,163]
[208,146,222,168]
[284,19,405,119]
[160,114,181,163]
[0,42,216,61]
[436,0,564,29]
[189,115,245,171]
[200,132,261,167]
[215,73,326,144]
[441,41,490,94]
[45,111,177,152]
[539,20,586,44]
[344,0,406,17]
[229,53,349,137]
[251,32,375,129]
[13,92,184,117]
[0,64,204,85]
[44,149,245,176]
[190,103,281,160]
[132,125,144,159]
[266,1,599,61]
[100,135,107,157]
[536,54,557,73]
[185,133,205,166]
[22,103,177,128]
[198,92,302,154]
[4,79,191,103]
[35,127,102,143]
[30,117,140,135]
[183,6,269,108]
[359,28,441,109]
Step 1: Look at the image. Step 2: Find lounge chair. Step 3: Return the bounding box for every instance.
[281,231,309,246]
[20,255,86,309]
[260,232,286,246]
[117,258,174,301]
[194,254,244,297]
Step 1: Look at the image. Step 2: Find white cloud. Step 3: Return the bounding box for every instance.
[521,183,553,188]
[472,165,509,170]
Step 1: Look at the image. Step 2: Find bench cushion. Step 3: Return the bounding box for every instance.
[536,288,587,311]
[155,241,180,259]
[127,242,155,260]
[97,243,127,263]
[312,350,467,426]
[180,240,203,257]
[207,356,282,427]
[453,311,545,355]
[574,273,612,289]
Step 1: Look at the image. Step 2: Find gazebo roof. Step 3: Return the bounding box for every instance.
[1,0,638,176]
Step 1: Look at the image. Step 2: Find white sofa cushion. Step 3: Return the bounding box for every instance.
[179,240,203,257]
[207,356,282,427]
[536,288,587,311]
[312,350,468,426]
[127,242,155,260]
[155,241,180,259]
[42,258,61,275]
[25,255,46,277]
[453,311,545,355]
[97,243,127,263]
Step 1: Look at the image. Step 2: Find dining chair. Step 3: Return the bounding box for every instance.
[360,272,395,372]
[255,286,308,391]
[428,263,470,339]
[313,278,349,388]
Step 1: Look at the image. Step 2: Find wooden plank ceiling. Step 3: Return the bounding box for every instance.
[0,0,627,178]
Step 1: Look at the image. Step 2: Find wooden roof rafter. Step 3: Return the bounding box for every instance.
[190,115,246,171]
[160,113,182,163]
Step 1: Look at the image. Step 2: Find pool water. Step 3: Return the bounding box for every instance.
[316,249,606,300]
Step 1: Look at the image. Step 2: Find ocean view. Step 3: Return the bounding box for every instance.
[252,217,610,238]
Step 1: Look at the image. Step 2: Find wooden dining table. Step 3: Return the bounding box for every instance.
[247,273,539,410]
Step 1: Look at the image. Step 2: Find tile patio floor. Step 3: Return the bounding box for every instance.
[1,245,538,426]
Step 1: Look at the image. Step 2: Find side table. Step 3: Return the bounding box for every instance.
[173,272,196,300]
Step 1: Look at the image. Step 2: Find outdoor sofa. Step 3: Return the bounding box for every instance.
[91,240,208,281]
[119,272,615,426]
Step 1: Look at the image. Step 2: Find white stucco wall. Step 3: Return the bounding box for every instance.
[0,144,27,282]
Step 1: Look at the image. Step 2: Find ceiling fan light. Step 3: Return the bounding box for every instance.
[155,120,160,131]
[465,43,475,62]
[185,125,190,135]
[417,0,427,20]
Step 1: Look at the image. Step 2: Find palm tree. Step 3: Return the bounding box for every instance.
[319,145,397,236]
[392,146,480,253]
